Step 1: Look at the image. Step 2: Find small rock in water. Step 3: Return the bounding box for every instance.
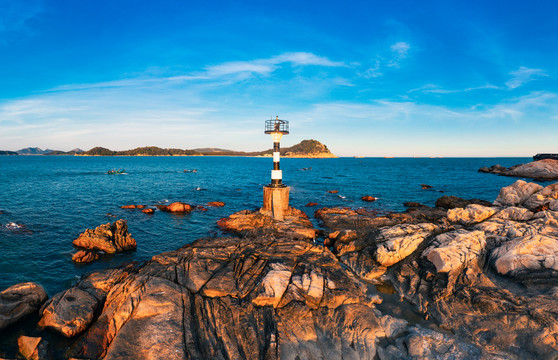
[207,201,225,207]
[361,196,377,202]
[327,190,339,194]
[72,250,100,263]
[158,202,193,213]
[306,202,319,207]
[142,208,155,214]
[421,184,433,190]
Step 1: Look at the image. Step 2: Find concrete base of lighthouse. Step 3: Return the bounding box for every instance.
[262,186,290,221]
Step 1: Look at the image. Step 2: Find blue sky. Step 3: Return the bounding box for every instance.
[1,0,557,156]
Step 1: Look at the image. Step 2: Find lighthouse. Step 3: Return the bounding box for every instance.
[262,116,290,221]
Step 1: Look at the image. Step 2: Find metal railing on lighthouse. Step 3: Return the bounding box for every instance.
[263,116,290,220]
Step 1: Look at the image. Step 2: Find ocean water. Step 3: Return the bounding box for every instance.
[0,155,535,295]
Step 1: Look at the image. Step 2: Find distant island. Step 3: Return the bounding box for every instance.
[1,139,337,158]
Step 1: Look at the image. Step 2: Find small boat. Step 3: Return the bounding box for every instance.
[107,169,125,175]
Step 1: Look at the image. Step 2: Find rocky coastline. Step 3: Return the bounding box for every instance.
[479,159,558,181]
[2,180,558,359]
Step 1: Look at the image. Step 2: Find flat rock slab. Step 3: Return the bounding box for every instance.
[218,207,316,239]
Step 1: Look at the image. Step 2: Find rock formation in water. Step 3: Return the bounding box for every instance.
[479,159,558,181]
[73,219,136,254]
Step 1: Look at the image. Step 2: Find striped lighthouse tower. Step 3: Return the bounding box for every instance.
[263,116,290,220]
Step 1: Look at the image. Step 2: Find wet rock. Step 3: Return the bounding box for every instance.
[141,208,155,214]
[73,219,136,254]
[65,237,388,359]
[305,202,318,207]
[423,230,486,273]
[361,196,377,202]
[158,202,193,213]
[207,201,225,207]
[39,288,100,338]
[327,190,339,194]
[0,282,48,332]
[478,164,508,174]
[435,195,492,209]
[120,205,146,209]
[72,250,100,263]
[218,208,316,239]
[447,204,496,226]
[421,184,433,190]
[17,335,50,360]
[404,202,424,208]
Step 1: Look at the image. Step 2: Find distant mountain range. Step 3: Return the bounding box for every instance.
[0,140,336,158]
[0,147,85,155]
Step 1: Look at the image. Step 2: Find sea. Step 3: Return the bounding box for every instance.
[0,155,537,296]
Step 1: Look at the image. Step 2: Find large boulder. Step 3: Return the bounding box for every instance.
[494,180,543,207]
[73,219,136,254]
[491,234,558,276]
[423,230,486,273]
[0,282,48,332]
[447,204,496,226]
[504,159,558,180]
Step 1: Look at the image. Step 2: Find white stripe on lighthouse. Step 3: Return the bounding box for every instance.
[271,170,282,180]
[273,152,280,162]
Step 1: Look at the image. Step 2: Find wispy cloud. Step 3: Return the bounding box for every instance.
[362,41,411,77]
[387,41,410,67]
[408,83,501,94]
[506,66,548,89]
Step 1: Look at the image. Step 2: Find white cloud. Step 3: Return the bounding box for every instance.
[506,66,548,89]
[387,41,410,67]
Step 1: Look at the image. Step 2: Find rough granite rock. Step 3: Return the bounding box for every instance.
[374,223,440,267]
[60,237,392,359]
[435,195,493,209]
[72,250,100,263]
[39,287,100,338]
[17,335,50,360]
[491,234,558,275]
[447,204,496,226]
[73,219,136,254]
[494,180,544,208]
[504,159,558,180]
[158,202,193,213]
[0,282,48,332]
[423,230,486,273]
[218,207,316,239]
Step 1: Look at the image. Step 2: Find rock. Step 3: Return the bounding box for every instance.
[421,184,433,189]
[504,159,558,180]
[403,326,483,359]
[17,336,50,360]
[142,208,155,214]
[159,202,193,213]
[64,237,387,359]
[72,250,100,263]
[196,206,208,212]
[491,234,558,276]
[494,180,543,207]
[305,202,318,207]
[120,205,146,209]
[0,282,48,332]
[494,206,535,221]
[327,190,339,194]
[435,195,492,209]
[404,202,423,208]
[374,223,440,267]
[447,204,496,226]
[207,201,225,207]
[218,208,316,239]
[73,219,136,254]
[361,196,377,202]
[423,230,486,273]
[39,288,100,338]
